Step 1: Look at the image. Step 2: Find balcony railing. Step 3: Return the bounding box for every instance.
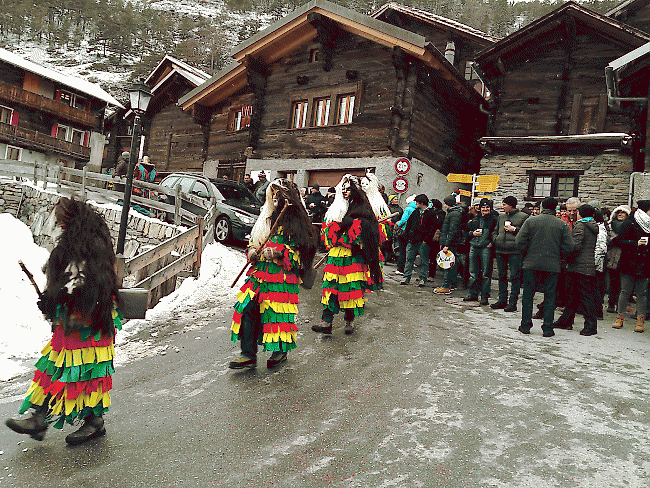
[0,122,91,160]
[0,80,101,130]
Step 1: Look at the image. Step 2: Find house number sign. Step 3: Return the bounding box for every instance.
[393,176,409,193]
[394,158,411,175]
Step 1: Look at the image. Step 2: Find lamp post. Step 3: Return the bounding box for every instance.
[116,81,152,255]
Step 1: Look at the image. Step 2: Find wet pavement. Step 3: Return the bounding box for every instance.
[1,261,650,487]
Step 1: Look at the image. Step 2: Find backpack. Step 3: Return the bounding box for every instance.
[148,168,157,183]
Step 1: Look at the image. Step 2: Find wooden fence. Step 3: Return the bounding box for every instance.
[0,159,218,317]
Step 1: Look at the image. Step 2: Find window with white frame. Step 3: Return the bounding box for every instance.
[228,105,252,132]
[55,124,88,146]
[59,90,88,110]
[291,100,309,129]
[313,97,330,127]
[336,93,355,125]
[289,82,361,129]
[0,105,12,124]
[6,145,21,160]
[527,170,582,200]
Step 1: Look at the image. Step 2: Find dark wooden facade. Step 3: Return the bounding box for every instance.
[180,0,488,188]
[608,0,650,34]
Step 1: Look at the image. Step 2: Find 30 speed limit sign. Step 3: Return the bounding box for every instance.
[393,176,409,193]
[394,158,411,175]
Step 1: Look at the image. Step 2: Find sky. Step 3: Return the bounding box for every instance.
[0,210,246,382]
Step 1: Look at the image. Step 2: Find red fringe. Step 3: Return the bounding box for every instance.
[252,269,300,284]
[50,325,113,352]
[262,322,299,334]
[322,288,366,301]
[348,220,362,243]
[258,291,299,304]
[323,262,369,275]
[33,370,112,399]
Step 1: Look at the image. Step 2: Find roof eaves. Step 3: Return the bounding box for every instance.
[178,60,243,108]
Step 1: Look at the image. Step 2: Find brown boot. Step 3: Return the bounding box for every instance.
[635,315,644,333]
[5,408,48,441]
[612,313,624,329]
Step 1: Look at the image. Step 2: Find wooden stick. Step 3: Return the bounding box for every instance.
[19,260,42,298]
[313,212,400,269]
[230,204,291,288]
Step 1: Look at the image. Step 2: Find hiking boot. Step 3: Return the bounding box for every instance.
[518,323,532,334]
[635,315,644,333]
[5,409,48,441]
[579,328,597,336]
[463,296,478,302]
[433,287,452,295]
[503,304,517,312]
[612,313,624,329]
[606,305,617,314]
[543,329,555,338]
[312,321,332,334]
[553,320,573,330]
[490,301,507,310]
[267,352,287,368]
[344,320,355,335]
[480,298,489,306]
[65,415,105,445]
[228,355,257,369]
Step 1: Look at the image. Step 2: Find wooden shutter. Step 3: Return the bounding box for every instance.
[10,110,19,126]
[54,89,62,101]
[83,131,90,147]
[51,124,58,138]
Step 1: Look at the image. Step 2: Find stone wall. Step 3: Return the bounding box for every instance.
[479,152,633,210]
[0,180,187,257]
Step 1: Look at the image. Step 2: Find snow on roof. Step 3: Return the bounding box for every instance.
[371,2,498,44]
[0,48,124,108]
[609,41,650,72]
[145,55,211,87]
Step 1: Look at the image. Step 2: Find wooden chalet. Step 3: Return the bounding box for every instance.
[0,48,122,172]
[474,1,650,208]
[607,0,650,34]
[103,55,210,173]
[178,0,488,198]
[371,2,498,98]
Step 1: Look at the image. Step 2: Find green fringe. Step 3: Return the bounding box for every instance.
[321,280,366,292]
[323,297,365,317]
[231,330,240,344]
[36,356,115,382]
[325,255,367,266]
[261,310,295,323]
[263,341,297,353]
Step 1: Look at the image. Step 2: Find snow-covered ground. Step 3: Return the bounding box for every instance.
[0,213,246,382]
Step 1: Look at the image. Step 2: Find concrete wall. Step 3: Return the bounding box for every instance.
[244,156,458,206]
[0,180,188,258]
[479,152,633,210]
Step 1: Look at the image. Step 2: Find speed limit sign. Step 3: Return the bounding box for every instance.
[394,158,411,175]
[393,176,409,193]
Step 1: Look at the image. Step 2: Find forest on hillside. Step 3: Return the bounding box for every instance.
[0,0,621,90]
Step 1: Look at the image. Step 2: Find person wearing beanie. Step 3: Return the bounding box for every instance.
[395,195,420,275]
[606,204,632,313]
[463,198,497,304]
[610,200,650,333]
[305,184,327,223]
[400,194,436,287]
[516,197,574,337]
[490,196,528,311]
[434,195,465,294]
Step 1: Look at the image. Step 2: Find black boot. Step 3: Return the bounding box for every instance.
[5,408,48,441]
[267,351,287,368]
[65,415,106,445]
[312,321,332,334]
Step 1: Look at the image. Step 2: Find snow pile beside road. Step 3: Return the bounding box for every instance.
[0,214,50,381]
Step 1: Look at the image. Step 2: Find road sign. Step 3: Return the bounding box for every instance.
[458,189,472,197]
[476,174,500,192]
[393,176,409,193]
[394,158,411,175]
[447,173,473,184]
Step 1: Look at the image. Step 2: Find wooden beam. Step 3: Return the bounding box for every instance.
[569,93,582,135]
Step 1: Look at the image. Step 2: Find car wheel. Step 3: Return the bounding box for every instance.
[214,216,232,243]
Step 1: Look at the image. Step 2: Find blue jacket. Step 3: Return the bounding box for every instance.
[397,202,417,230]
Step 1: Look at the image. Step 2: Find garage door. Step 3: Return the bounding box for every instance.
[307,169,369,189]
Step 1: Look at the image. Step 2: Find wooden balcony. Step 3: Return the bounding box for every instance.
[0,80,101,130]
[0,122,91,160]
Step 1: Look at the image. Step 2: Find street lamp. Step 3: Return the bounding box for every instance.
[116,81,152,255]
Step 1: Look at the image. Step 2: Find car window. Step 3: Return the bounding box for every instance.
[192,180,210,198]
[178,177,194,194]
[160,176,179,188]
[216,183,259,205]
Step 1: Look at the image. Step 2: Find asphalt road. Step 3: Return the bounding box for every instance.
[1,262,650,487]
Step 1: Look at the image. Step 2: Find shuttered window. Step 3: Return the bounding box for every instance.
[0,105,12,124]
[313,98,330,127]
[336,94,355,125]
[291,100,309,129]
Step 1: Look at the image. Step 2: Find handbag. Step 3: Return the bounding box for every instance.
[393,225,404,238]
[606,246,622,270]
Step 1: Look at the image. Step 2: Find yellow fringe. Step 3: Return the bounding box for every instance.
[321,290,332,306]
[262,331,297,344]
[48,344,115,368]
[25,383,111,415]
[236,287,256,304]
[323,271,368,283]
[339,297,367,308]
[260,301,298,314]
[231,321,241,335]
[329,247,352,257]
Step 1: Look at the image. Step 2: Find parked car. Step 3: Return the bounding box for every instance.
[157,173,261,243]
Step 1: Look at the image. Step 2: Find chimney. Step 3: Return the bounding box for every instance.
[445,40,455,66]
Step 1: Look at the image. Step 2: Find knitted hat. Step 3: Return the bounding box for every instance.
[443,195,456,207]
[503,196,517,207]
[479,198,492,208]
[312,184,320,190]
[637,200,650,212]
[389,195,399,203]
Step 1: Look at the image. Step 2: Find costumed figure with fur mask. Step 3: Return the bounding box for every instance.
[230,179,318,369]
[312,174,383,336]
[360,172,391,262]
[6,197,123,445]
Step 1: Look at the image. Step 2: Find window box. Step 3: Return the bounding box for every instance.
[526,170,583,201]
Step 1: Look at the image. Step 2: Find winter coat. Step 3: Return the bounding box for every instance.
[305,192,328,222]
[388,203,403,224]
[516,209,574,273]
[466,212,497,248]
[396,202,417,231]
[404,207,436,245]
[612,215,650,278]
[566,219,598,276]
[439,205,465,249]
[254,180,270,201]
[595,222,608,273]
[492,209,528,254]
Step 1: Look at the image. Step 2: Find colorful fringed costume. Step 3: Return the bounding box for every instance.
[20,305,122,428]
[231,228,301,353]
[6,197,122,444]
[229,178,318,369]
[321,220,381,318]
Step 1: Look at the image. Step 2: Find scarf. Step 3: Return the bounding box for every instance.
[634,209,650,233]
[577,217,594,223]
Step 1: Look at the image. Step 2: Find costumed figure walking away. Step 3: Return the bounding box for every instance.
[312,174,383,336]
[230,179,318,369]
[360,172,391,264]
[5,197,122,445]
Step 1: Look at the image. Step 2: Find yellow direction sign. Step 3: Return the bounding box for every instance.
[458,189,472,197]
[476,174,500,192]
[447,173,473,184]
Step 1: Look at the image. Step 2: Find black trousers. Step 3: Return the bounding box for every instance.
[239,300,261,359]
[557,272,598,332]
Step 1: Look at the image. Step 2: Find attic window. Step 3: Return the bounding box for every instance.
[309,49,319,63]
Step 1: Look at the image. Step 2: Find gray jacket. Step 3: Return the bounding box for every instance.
[567,220,598,276]
[516,209,574,273]
[492,209,528,254]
